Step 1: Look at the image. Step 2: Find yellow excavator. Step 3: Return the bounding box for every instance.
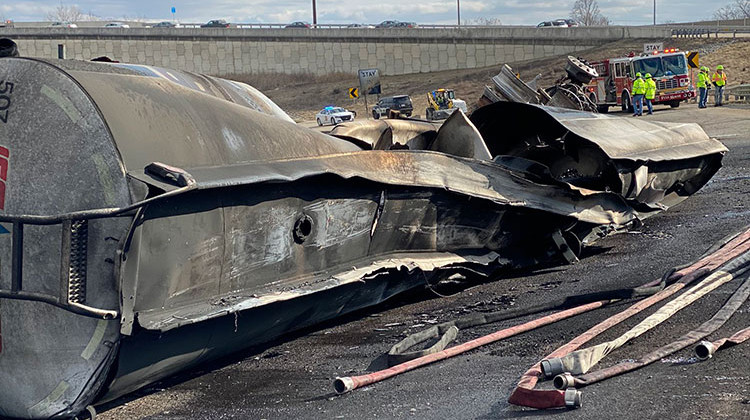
[425,89,467,120]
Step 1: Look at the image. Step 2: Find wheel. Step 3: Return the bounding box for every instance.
[669,100,680,108]
[596,105,609,113]
[621,92,633,113]
[372,110,380,119]
[316,118,322,126]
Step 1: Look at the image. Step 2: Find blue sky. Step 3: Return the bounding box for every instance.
[0,1,734,26]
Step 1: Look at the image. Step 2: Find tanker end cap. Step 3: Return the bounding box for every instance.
[695,340,716,360]
[333,377,355,394]
[564,388,582,409]
[553,372,576,390]
[540,358,565,379]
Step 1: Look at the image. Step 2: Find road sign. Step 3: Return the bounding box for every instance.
[171,7,176,14]
[687,51,700,69]
[358,68,381,94]
[643,42,663,53]
[348,87,359,99]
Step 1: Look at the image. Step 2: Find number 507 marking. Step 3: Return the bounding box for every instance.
[0,81,14,124]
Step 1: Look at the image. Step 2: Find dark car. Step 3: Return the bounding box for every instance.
[285,21,311,28]
[372,95,413,119]
[201,19,230,28]
[375,20,400,28]
[395,21,418,28]
[153,21,181,28]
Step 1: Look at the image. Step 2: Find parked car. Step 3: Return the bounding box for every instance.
[375,20,400,28]
[316,106,356,126]
[201,19,230,28]
[104,22,130,28]
[153,21,181,28]
[372,95,413,119]
[285,21,311,28]
[50,21,78,28]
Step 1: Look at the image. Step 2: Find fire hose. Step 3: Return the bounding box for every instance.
[540,251,750,378]
[508,226,750,409]
[553,271,750,390]
[335,227,750,396]
[695,326,750,360]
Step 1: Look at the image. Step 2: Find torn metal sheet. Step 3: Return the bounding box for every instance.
[483,59,599,112]
[0,55,724,420]
[471,101,726,213]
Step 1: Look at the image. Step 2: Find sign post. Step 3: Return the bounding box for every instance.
[358,68,381,119]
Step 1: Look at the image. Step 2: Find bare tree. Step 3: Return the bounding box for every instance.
[46,2,84,22]
[713,0,750,19]
[570,0,610,26]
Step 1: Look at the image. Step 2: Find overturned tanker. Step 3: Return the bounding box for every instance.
[0,56,726,419]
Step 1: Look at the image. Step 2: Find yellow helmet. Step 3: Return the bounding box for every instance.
[645,73,652,79]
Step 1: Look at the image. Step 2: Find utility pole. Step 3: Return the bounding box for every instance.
[312,0,317,25]
[457,0,461,26]
[653,0,656,25]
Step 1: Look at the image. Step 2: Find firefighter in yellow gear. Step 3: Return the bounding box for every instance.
[712,65,727,106]
[631,72,646,116]
[697,66,710,108]
[644,73,657,115]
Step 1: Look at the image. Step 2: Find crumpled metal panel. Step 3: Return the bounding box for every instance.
[330,119,438,150]
[159,151,637,226]
[471,101,726,212]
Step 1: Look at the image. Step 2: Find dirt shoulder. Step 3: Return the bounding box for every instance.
[228,38,749,122]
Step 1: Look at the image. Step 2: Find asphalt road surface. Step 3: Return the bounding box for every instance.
[100,104,750,420]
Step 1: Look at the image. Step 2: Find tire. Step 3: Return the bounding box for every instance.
[669,100,680,108]
[372,110,380,120]
[316,118,322,126]
[596,105,609,113]
[621,92,633,113]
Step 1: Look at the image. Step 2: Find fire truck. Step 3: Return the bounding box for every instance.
[585,49,695,113]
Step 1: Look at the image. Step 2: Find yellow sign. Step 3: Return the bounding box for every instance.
[348,87,359,99]
[687,52,699,69]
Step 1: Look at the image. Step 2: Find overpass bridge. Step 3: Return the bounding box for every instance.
[0,26,672,76]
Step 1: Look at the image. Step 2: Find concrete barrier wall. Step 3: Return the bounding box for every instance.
[0,27,673,76]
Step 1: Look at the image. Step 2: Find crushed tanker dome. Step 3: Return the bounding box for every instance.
[0,54,726,419]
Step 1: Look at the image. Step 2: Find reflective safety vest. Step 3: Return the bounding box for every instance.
[632,78,646,95]
[712,71,727,86]
[697,72,710,88]
[645,78,656,100]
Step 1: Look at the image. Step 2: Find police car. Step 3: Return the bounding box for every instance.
[316,106,356,126]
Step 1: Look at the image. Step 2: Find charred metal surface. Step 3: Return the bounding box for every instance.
[471,101,726,217]
[0,54,726,419]
[483,59,600,112]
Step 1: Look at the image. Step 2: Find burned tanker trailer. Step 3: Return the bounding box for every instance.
[0,55,724,419]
